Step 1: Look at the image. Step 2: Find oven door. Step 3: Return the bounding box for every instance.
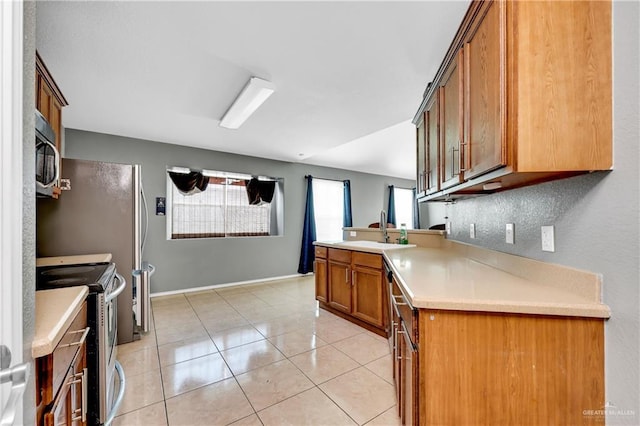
[103,273,127,423]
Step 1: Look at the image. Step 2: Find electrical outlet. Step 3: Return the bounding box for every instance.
[505,223,515,244]
[470,223,476,239]
[446,221,452,236]
[349,231,357,237]
[541,225,555,252]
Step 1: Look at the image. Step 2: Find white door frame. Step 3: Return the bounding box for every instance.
[0,0,25,425]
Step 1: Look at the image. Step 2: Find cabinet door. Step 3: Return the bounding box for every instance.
[425,91,440,194]
[352,266,384,328]
[439,51,464,190]
[463,0,505,179]
[37,75,53,120]
[416,113,427,197]
[392,312,402,417]
[70,345,87,426]
[328,261,351,314]
[400,324,417,426]
[314,258,328,303]
[43,368,71,426]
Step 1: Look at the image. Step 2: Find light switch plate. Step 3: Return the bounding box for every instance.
[446,221,452,236]
[541,225,555,252]
[505,223,515,244]
[470,223,476,239]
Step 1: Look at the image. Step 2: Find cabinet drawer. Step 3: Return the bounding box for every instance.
[315,246,327,259]
[39,302,88,406]
[353,252,382,269]
[328,248,351,263]
[392,278,417,344]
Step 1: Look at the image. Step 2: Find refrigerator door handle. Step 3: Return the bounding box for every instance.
[140,183,149,255]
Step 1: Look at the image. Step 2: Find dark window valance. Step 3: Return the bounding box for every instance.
[245,178,276,205]
[168,171,209,195]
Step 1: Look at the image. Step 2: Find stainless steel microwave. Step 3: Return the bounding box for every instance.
[35,110,59,197]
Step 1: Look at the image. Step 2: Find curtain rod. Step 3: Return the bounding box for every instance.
[305,175,348,183]
[389,184,417,191]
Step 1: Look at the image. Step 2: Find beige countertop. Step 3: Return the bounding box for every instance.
[33,286,89,358]
[383,247,610,318]
[314,240,416,254]
[36,253,112,267]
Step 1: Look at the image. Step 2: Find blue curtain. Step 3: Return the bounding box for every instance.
[343,180,353,228]
[387,185,396,226]
[297,176,317,274]
[412,187,420,229]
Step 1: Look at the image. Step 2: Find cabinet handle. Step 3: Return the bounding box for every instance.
[460,140,470,172]
[352,270,355,286]
[392,294,407,306]
[69,368,87,422]
[399,322,418,353]
[58,326,90,348]
[452,146,466,176]
[345,268,349,284]
[394,326,400,360]
[391,321,397,351]
[77,367,87,422]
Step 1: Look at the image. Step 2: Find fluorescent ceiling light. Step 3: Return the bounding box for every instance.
[219,77,275,129]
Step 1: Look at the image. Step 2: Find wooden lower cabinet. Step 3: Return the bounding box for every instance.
[352,265,384,328]
[314,257,328,303]
[399,325,417,426]
[43,348,86,426]
[37,302,88,426]
[315,247,388,336]
[328,259,351,314]
[391,304,605,425]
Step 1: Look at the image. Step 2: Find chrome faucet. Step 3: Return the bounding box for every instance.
[380,210,389,243]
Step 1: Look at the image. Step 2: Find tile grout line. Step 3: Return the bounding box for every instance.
[124,278,395,425]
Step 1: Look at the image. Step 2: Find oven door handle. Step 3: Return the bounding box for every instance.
[106,273,127,304]
[104,360,126,426]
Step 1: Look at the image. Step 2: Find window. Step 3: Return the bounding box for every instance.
[313,178,344,241]
[167,168,284,239]
[394,187,414,230]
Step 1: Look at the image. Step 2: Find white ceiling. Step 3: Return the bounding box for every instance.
[35,1,470,180]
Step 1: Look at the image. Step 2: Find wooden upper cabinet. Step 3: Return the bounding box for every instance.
[414,0,612,200]
[425,90,440,195]
[36,52,68,199]
[510,0,612,172]
[36,52,68,152]
[415,113,427,197]
[463,0,505,180]
[439,51,464,191]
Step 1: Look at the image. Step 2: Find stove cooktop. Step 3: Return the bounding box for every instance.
[36,262,117,293]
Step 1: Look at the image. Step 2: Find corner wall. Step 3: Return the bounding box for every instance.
[62,129,413,293]
[22,2,36,424]
[423,2,639,422]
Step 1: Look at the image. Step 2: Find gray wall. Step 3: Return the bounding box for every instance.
[22,2,36,424]
[64,129,413,293]
[423,2,639,423]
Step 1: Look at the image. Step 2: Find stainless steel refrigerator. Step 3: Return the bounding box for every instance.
[36,158,154,344]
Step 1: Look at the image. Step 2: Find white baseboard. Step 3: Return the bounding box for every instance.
[150,273,311,298]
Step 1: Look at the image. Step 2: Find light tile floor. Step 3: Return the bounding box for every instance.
[113,276,401,426]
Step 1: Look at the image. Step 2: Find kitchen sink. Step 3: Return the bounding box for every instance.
[336,240,416,250]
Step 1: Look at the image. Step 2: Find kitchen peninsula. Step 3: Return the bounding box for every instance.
[314,231,609,425]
